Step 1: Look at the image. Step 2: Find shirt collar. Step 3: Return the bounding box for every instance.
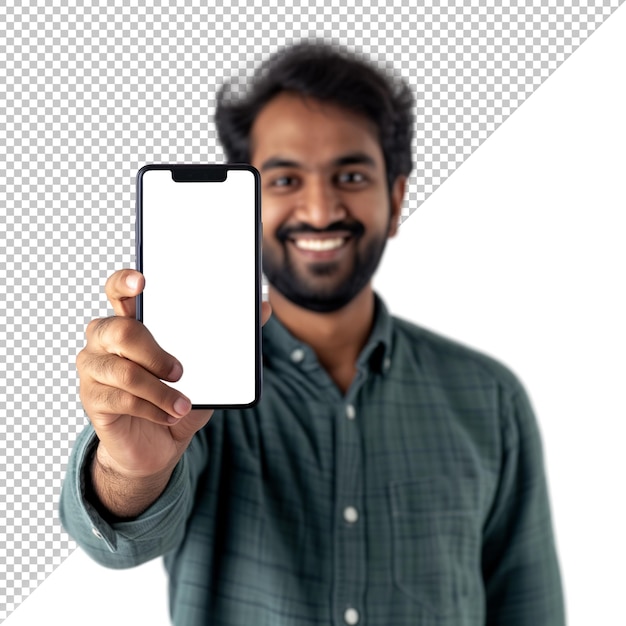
[262,293,393,375]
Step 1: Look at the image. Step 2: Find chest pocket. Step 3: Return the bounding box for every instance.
[389,476,482,617]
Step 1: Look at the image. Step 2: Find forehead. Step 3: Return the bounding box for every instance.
[250,92,383,168]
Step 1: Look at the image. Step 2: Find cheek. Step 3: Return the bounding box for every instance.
[261,210,284,250]
[357,192,393,233]
[261,197,291,235]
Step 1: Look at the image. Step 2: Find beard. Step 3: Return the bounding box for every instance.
[263,220,389,313]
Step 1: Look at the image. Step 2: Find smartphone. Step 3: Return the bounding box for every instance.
[136,164,262,408]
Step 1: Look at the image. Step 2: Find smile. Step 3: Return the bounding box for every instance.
[292,237,347,251]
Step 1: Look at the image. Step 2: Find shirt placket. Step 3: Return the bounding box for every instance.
[333,368,368,626]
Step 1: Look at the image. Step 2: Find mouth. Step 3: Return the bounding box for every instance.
[292,236,346,251]
[287,232,353,260]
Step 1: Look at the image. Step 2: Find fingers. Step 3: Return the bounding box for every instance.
[105,269,145,317]
[79,350,191,423]
[82,378,190,426]
[79,315,191,427]
[85,316,180,381]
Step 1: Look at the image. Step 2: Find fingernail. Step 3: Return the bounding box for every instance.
[169,361,183,381]
[173,396,191,417]
[126,274,139,290]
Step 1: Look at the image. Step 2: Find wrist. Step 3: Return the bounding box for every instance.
[94,442,176,484]
[87,443,175,521]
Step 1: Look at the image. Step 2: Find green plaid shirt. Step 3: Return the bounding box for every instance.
[61,295,565,625]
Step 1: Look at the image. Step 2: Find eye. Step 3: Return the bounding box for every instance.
[336,171,369,187]
[268,174,299,192]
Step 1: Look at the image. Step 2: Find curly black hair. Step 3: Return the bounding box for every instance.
[215,41,415,192]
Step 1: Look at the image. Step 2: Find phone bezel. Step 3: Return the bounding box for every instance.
[135,163,263,409]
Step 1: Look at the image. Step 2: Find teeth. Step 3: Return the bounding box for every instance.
[294,238,345,251]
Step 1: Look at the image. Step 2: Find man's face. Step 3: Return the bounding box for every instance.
[250,92,404,313]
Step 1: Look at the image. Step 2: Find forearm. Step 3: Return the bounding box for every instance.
[87,444,175,521]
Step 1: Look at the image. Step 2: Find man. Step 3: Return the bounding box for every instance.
[60,42,565,625]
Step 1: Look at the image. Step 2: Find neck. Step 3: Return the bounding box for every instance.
[268,285,376,393]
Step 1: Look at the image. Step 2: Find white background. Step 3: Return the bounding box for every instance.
[8,6,625,625]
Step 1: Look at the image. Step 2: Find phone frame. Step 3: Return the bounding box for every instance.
[135,163,263,409]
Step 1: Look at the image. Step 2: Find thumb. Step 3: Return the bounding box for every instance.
[105,269,145,317]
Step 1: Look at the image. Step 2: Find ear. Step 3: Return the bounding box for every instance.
[388,175,407,238]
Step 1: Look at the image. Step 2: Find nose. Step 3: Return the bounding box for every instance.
[293,176,347,228]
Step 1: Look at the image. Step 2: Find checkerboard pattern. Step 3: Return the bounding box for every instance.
[0,0,621,620]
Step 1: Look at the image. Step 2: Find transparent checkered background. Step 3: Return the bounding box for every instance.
[0,0,622,621]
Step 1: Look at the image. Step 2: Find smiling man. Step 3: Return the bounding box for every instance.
[248,90,407,392]
[60,42,565,626]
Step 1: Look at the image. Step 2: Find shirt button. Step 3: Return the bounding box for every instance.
[344,607,360,625]
[290,348,305,363]
[343,506,359,524]
[92,527,103,540]
[345,404,356,420]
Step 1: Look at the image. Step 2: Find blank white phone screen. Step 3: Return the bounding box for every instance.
[140,167,259,406]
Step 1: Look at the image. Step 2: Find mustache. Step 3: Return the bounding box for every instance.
[276,221,365,242]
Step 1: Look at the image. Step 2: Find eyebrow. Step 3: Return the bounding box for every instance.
[259,152,378,172]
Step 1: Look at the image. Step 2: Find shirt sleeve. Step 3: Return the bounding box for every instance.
[59,420,208,569]
[482,383,566,625]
